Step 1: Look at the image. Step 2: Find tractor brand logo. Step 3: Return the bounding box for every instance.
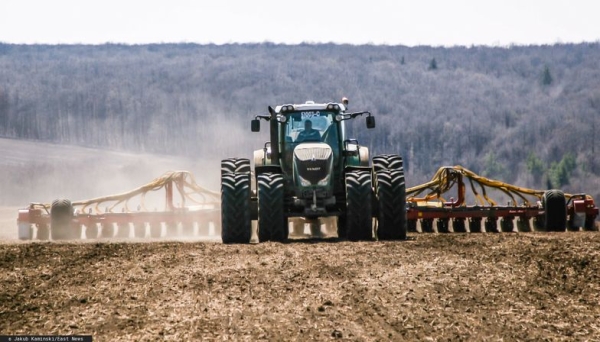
[307,167,321,171]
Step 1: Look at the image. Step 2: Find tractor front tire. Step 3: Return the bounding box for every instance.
[345,170,373,241]
[257,173,287,243]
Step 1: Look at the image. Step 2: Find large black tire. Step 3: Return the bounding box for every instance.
[221,171,252,244]
[257,173,287,243]
[221,158,251,175]
[372,154,403,173]
[51,199,78,240]
[345,170,373,241]
[375,169,407,240]
[543,190,566,232]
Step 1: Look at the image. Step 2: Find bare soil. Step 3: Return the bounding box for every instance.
[1,233,600,341]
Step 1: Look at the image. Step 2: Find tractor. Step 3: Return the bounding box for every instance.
[220,99,407,243]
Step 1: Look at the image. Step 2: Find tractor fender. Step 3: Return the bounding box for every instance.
[254,148,271,167]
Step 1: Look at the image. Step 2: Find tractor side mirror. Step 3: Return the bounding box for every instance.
[366,116,375,129]
[251,119,260,132]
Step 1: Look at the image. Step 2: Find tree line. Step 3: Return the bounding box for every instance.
[0,42,599,200]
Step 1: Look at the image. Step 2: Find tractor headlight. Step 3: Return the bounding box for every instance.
[317,173,331,186]
[298,175,312,187]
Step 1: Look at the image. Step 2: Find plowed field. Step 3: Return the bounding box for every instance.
[2,233,600,341]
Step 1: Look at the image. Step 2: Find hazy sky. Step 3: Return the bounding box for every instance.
[1,0,599,46]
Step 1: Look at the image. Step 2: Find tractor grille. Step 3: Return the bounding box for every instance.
[294,145,332,161]
[294,144,333,186]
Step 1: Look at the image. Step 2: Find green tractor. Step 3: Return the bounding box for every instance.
[220,99,406,243]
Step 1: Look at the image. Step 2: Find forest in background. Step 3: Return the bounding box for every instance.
[0,42,599,200]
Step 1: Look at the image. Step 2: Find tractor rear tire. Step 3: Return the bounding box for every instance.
[372,154,404,173]
[221,158,251,175]
[51,199,78,240]
[543,190,566,232]
[375,169,407,240]
[221,171,252,244]
[345,170,373,241]
[257,173,287,243]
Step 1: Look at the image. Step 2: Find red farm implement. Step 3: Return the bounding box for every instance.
[406,166,598,233]
[16,171,221,240]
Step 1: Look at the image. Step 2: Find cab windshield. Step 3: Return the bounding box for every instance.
[284,110,335,143]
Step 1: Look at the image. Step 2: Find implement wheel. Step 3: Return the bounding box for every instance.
[345,170,373,241]
[485,218,498,233]
[584,216,598,231]
[134,223,147,238]
[86,223,99,239]
[517,217,532,232]
[221,159,252,244]
[407,219,418,233]
[421,219,434,233]
[51,199,79,240]
[37,224,50,240]
[437,219,450,233]
[452,218,467,233]
[543,190,566,232]
[149,223,162,238]
[469,217,482,233]
[257,173,287,243]
[500,217,514,232]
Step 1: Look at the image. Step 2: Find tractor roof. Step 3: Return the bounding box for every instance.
[275,101,347,113]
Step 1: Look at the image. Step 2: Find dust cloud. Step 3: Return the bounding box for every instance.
[0,137,221,206]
